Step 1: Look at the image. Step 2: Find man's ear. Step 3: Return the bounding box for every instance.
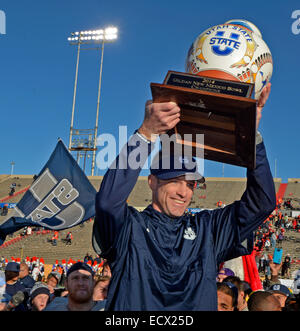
[148,174,157,191]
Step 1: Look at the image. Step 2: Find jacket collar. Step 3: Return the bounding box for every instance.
[143,204,186,226]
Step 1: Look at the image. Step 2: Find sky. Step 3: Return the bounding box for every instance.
[0,1,299,182]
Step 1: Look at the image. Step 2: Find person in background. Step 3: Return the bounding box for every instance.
[93,275,110,301]
[223,275,248,311]
[18,262,35,294]
[101,260,112,278]
[270,231,277,248]
[4,262,28,311]
[268,283,291,309]
[292,268,300,296]
[241,280,252,302]
[28,282,50,311]
[247,290,282,311]
[217,282,238,311]
[45,262,106,311]
[65,231,73,245]
[51,231,59,246]
[216,268,235,282]
[0,270,11,311]
[46,271,61,302]
[281,255,291,279]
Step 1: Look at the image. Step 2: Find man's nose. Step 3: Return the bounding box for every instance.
[176,182,188,197]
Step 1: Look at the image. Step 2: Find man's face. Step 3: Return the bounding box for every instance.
[149,175,195,218]
[19,264,28,279]
[32,294,49,311]
[94,280,110,301]
[217,290,234,311]
[47,276,58,291]
[102,265,111,278]
[66,270,94,304]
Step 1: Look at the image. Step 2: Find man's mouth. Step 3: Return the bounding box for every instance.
[173,199,185,205]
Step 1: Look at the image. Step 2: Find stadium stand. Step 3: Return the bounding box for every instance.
[177,177,281,210]
[86,176,282,210]
[258,230,300,275]
[0,220,95,264]
[283,179,300,209]
[127,177,152,209]
[0,175,33,197]
[0,176,36,226]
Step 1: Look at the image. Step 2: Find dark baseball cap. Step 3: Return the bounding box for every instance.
[268,284,291,297]
[48,271,61,283]
[150,152,205,183]
[66,262,95,278]
[5,262,20,272]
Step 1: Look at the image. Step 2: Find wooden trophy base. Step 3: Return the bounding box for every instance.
[151,71,257,169]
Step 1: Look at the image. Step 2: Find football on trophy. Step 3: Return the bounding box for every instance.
[185,19,273,99]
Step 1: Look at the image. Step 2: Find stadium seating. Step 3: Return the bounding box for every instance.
[86,176,282,210]
[0,220,95,264]
[0,175,34,203]
[283,179,300,209]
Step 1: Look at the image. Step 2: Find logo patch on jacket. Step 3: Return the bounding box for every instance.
[183,227,196,240]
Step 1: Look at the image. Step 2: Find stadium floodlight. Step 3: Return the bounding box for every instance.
[67,26,118,176]
[67,26,118,45]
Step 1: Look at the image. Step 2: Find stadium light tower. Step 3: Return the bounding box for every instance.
[67,26,118,175]
[10,161,15,176]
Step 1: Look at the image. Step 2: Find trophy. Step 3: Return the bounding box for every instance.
[151,19,273,169]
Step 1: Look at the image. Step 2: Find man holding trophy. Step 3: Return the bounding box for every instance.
[92,20,276,311]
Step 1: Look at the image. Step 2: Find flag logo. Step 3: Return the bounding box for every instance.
[25,169,84,228]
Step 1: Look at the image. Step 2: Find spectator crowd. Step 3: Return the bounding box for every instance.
[0,253,111,311]
[0,250,299,311]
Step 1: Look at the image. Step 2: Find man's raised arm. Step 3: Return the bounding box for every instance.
[92,101,181,258]
[212,83,276,260]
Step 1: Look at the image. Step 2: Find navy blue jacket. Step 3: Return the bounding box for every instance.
[93,132,276,311]
[18,275,35,292]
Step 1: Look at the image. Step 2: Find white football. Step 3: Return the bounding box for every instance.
[185,19,273,99]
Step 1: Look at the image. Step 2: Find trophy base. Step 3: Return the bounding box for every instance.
[151,76,257,169]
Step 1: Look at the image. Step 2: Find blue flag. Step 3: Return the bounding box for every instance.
[0,139,97,245]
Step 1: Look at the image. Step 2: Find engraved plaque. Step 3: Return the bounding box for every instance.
[151,71,257,169]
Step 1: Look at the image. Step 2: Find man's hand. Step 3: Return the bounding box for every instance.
[256,82,271,130]
[138,100,181,141]
[269,260,282,276]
